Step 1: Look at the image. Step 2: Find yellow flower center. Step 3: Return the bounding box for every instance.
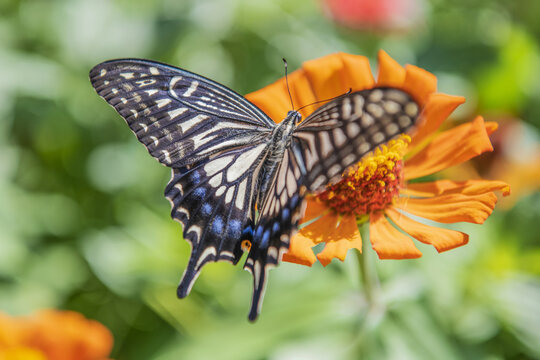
[317,135,410,217]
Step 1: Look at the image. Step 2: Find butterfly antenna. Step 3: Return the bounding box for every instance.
[283,58,295,111]
[297,88,352,112]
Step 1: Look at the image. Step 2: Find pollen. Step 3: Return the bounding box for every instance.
[318,135,410,217]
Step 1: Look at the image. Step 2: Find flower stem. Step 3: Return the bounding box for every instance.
[356,222,380,306]
[351,222,385,356]
[356,222,385,327]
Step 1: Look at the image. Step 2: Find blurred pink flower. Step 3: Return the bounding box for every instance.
[322,0,426,31]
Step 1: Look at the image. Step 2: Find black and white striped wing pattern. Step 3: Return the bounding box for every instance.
[89,59,274,167]
[294,88,419,192]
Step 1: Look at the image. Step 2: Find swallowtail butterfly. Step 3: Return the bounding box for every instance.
[89,59,420,321]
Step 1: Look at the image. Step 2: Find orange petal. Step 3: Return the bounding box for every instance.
[298,197,328,224]
[369,212,422,259]
[403,179,511,197]
[245,76,292,123]
[303,52,374,101]
[302,53,348,101]
[316,215,362,266]
[404,116,494,180]
[246,53,375,122]
[386,207,469,252]
[484,121,498,135]
[296,211,353,244]
[377,49,406,88]
[284,198,337,266]
[289,69,318,120]
[339,53,376,91]
[396,192,498,224]
[283,233,318,266]
[285,199,361,266]
[409,93,466,149]
[402,64,437,106]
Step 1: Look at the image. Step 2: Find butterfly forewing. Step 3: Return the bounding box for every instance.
[89,59,274,168]
[294,88,419,192]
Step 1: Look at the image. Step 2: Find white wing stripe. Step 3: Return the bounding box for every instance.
[183,81,199,97]
[333,128,347,146]
[204,155,235,176]
[179,114,208,133]
[236,178,248,210]
[208,173,222,187]
[156,98,172,108]
[276,151,289,194]
[168,107,188,120]
[226,144,266,182]
[319,131,333,157]
[225,186,235,204]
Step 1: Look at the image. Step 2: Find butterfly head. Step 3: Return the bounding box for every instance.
[286,110,302,126]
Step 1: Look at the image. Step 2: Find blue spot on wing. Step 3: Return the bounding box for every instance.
[291,194,299,208]
[242,224,254,241]
[212,216,224,234]
[228,220,242,237]
[281,208,290,222]
[190,171,201,184]
[255,225,264,240]
[193,187,206,199]
[261,229,270,247]
[202,203,212,216]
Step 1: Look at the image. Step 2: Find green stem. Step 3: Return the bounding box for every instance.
[351,222,385,356]
[356,221,385,331]
[357,222,380,307]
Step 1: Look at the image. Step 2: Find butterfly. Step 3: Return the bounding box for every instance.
[89,59,420,321]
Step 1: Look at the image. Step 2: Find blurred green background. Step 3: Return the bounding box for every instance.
[1,0,539,359]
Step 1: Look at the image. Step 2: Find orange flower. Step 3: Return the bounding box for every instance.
[0,310,113,360]
[246,51,510,266]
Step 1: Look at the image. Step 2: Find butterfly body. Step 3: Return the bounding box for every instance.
[90,58,420,321]
[257,111,302,207]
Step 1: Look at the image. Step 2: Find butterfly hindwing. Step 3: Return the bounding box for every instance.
[164,142,271,298]
[294,88,419,192]
[244,146,306,320]
[90,59,274,168]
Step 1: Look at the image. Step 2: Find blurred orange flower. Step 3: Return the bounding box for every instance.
[464,117,540,208]
[0,310,113,360]
[246,51,510,266]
